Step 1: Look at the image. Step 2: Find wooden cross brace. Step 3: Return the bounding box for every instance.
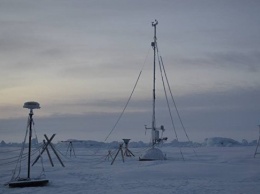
[32,134,65,167]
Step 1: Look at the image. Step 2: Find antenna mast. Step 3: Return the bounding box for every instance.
[140,20,167,161]
[8,101,49,187]
[23,101,40,179]
[151,19,158,146]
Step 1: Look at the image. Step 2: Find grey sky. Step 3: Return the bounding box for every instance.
[0,0,260,143]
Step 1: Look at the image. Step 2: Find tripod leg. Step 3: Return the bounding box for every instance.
[121,148,125,163]
[127,149,135,157]
[66,143,70,156]
[254,136,260,158]
[69,143,72,157]
[71,143,76,157]
[111,149,120,165]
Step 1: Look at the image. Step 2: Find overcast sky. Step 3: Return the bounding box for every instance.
[1,0,260,143]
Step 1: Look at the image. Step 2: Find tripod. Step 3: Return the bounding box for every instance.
[123,139,135,157]
[111,143,124,165]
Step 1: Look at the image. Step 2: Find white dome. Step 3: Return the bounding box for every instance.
[140,147,166,161]
[23,101,40,109]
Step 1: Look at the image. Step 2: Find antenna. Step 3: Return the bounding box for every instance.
[139,20,167,161]
[8,101,49,187]
[152,19,158,27]
[23,101,40,179]
[23,101,40,110]
[151,19,158,146]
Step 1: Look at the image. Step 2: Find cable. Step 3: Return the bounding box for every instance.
[103,48,151,143]
[32,120,46,175]
[0,148,22,153]
[10,116,30,181]
[104,70,142,142]
[160,56,198,157]
[156,47,184,160]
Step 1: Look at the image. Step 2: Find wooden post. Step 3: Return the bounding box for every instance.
[32,134,56,166]
[44,134,65,167]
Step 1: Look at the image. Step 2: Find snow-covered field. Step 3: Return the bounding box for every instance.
[1,145,260,194]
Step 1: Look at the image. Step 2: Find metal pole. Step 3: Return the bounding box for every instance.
[27,110,33,179]
[152,20,158,146]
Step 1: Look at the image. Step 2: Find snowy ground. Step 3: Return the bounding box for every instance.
[1,145,260,194]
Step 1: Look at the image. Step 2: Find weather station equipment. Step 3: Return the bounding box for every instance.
[8,101,49,188]
[139,20,167,161]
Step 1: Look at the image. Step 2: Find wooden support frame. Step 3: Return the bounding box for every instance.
[32,134,65,167]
